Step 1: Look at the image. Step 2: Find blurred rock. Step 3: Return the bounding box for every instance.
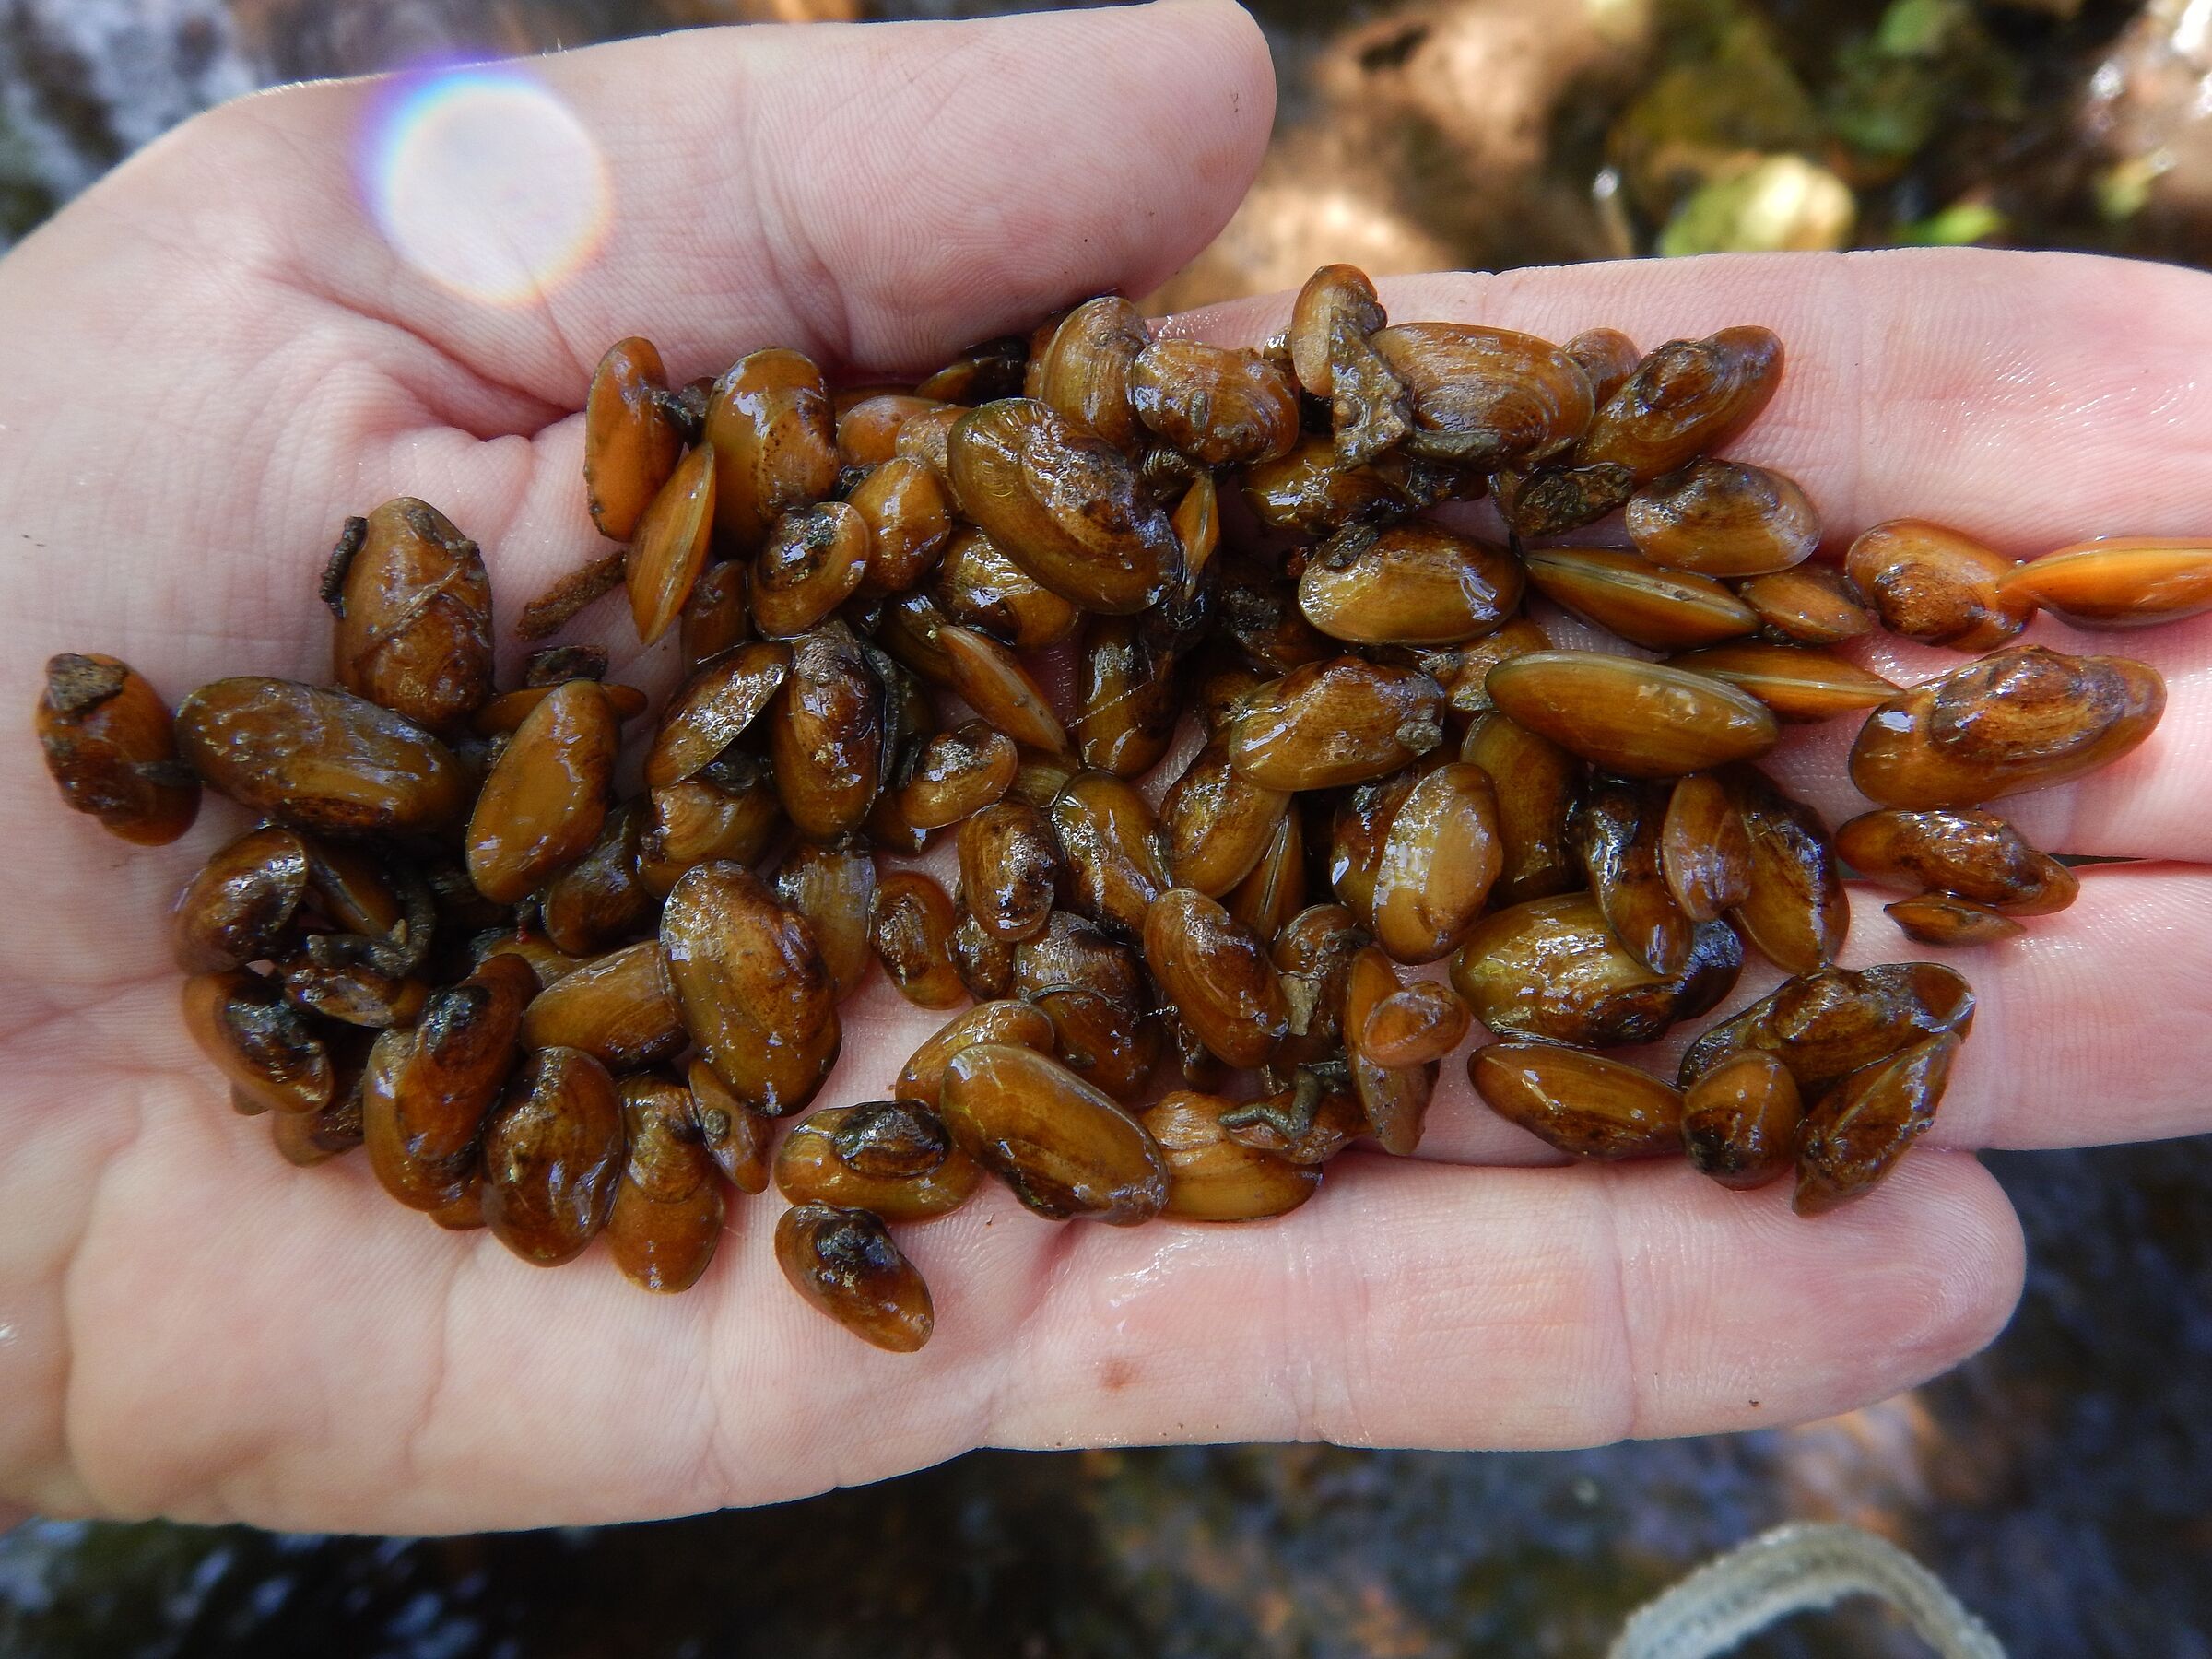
[1607,8,1818,225]
[1154,0,1656,311]
[0,0,255,241]
[2086,0,2212,264]
[1656,152,1855,254]
[1773,1394,1945,1536]
[1151,166,1458,315]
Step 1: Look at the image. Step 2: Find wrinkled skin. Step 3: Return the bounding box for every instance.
[5,1,2212,1539]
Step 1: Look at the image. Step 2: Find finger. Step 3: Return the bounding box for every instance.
[1527,595,2212,865]
[973,1149,2019,1456]
[1467,585,2208,869]
[61,1069,2017,1529]
[1175,248,2212,553]
[1174,251,2212,864]
[101,1,1275,402]
[1760,613,2212,864]
[1412,863,2212,1166]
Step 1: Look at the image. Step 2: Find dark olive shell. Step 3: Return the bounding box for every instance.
[661,861,840,1116]
[480,1046,625,1267]
[332,499,494,728]
[1450,892,1741,1049]
[940,1043,1170,1224]
[177,677,469,835]
[1849,646,2164,809]
[37,653,200,845]
[946,398,1182,615]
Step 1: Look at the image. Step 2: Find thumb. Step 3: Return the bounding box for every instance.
[86,0,1277,398]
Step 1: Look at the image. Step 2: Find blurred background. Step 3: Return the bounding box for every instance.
[4,0,2212,1653]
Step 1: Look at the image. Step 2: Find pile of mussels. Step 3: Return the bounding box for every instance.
[34,264,2206,1353]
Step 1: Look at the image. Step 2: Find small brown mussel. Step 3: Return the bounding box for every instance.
[44,261,2198,1347]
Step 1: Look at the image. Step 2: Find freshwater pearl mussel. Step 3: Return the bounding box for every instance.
[37,263,2187,1350]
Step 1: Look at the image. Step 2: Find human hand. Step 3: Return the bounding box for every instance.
[1,0,2206,1538]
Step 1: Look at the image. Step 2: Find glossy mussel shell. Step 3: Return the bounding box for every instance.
[1370,322,1595,468]
[1143,888,1289,1068]
[1139,1092,1320,1221]
[646,642,792,789]
[465,679,618,906]
[177,677,470,835]
[1794,1033,1959,1216]
[1450,891,1741,1048]
[1624,460,1818,579]
[946,397,1182,615]
[583,337,681,542]
[1844,520,2028,652]
[1485,653,1778,778]
[480,1045,625,1266]
[1575,326,1783,481]
[36,653,199,845]
[939,1043,1170,1224]
[769,621,884,839]
[1297,523,1522,648]
[1470,1044,1684,1159]
[1678,961,1975,1093]
[332,498,494,729]
[893,1001,1057,1111]
[1849,645,2164,808]
[775,1204,935,1353]
[171,825,311,973]
[661,861,840,1115]
[363,953,538,1209]
[776,1102,982,1222]
[1522,547,1758,653]
[703,347,838,549]
[606,1077,724,1294]
[1128,339,1299,466]
[1998,537,2212,629]
[520,939,686,1070]
[1835,808,2077,914]
[1228,658,1447,790]
[1666,643,1898,724]
[1683,1050,1802,1190]
[1573,774,1695,976]
[1722,764,1848,975]
[182,969,335,1115]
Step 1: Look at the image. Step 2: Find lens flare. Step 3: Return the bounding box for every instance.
[364,67,610,307]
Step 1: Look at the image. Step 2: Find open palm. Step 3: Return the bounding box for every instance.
[2,0,2207,1536]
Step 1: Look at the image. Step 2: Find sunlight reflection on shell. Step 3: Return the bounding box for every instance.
[364,68,610,307]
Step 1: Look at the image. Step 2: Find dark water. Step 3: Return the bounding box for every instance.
[4,1,2212,1653]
